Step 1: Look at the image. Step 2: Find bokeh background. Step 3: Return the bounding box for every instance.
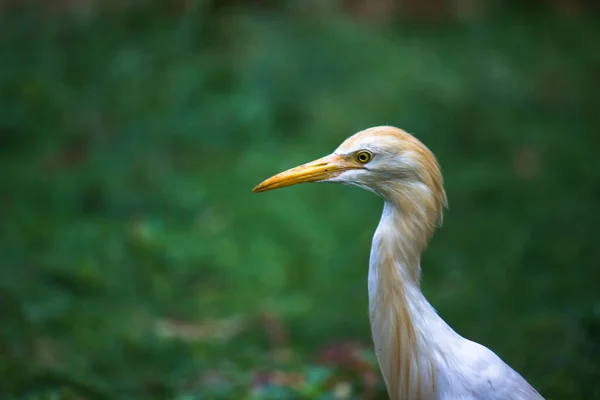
[1,1,599,399]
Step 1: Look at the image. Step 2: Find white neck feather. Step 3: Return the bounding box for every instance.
[368,201,459,400]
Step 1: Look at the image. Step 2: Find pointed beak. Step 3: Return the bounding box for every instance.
[252,153,358,193]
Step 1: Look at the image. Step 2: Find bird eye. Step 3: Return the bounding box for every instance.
[355,150,373,164]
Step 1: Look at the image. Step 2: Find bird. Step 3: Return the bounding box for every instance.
[252,126,544,400]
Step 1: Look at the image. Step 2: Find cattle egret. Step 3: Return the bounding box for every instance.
[252,126,544,400]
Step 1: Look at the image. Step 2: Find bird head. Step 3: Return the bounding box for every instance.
[253,126,447,223]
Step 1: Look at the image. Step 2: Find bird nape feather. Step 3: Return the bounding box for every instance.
[253,126,544,400]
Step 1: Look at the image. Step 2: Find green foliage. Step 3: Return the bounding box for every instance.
[1,3,599,399]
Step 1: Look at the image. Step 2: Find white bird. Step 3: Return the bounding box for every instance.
[252,126,544,400]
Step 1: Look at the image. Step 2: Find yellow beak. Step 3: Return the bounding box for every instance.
[252,154,359,193]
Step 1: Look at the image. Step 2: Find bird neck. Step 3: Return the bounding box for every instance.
[368,200,455,400]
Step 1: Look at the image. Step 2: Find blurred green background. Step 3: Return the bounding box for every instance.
[1,1,599,399]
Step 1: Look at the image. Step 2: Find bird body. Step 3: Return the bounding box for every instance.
[368,201,542,400]
[253,126,544,400]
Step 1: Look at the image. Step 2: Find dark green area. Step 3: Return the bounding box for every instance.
[1,3,599,399]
